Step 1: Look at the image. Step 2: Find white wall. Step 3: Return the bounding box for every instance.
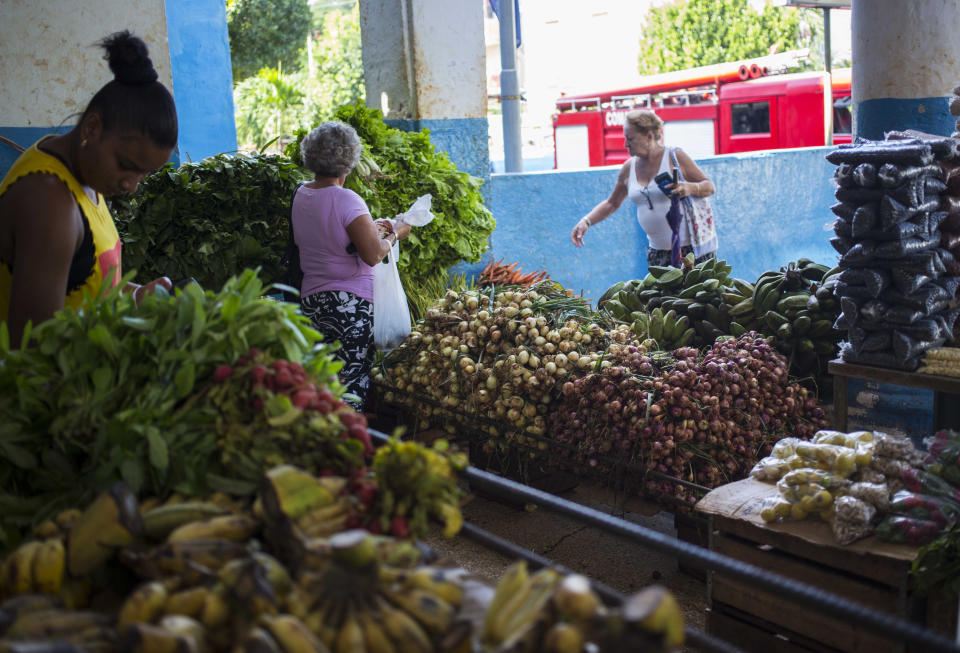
[0,0,172,128]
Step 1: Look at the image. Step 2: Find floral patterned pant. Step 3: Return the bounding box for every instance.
[301,290,374,407]
[646,246,716,267]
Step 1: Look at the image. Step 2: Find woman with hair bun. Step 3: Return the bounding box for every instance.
[292,121,411,407]
[0,30,178,345]
[570,109,717,266]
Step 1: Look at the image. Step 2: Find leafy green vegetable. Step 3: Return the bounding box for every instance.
[912,521,960,599]
[286,103,496,303]
[0,269,341,542]
[113,153,309,290]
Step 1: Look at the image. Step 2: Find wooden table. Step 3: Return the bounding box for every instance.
[696,478,956,653]
[828,358,960,432]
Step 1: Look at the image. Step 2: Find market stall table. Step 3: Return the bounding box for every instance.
[828,358,960,433]
[696,477,957,653]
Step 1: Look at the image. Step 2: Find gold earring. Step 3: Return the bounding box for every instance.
[81,139,87,147]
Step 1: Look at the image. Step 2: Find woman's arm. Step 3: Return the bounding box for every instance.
[571,162,631,246]
[346,214,412,267]
[3,175,83,345]
[672,149,715,198]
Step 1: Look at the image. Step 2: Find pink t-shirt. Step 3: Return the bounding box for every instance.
[292,185,374,302]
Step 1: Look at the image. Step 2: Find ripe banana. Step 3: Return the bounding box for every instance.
[262,466,336,521]
[482,560,528,644]
[494,567,561,645]
[261,613,327,653]
[120,622,192,653]
[123,538,249,581]
[334,607,367,653]
[53,509,83,531]
[117,581,169,630]
[3,609,110,639]
[543,621,585,653]
[374,597,432,653]
[552,574,600,622]
[400,568,466,608]
[381,587,454,636]
[164,586,209,618]
[622,584,685,649]
[200,583,232,630]
[142,501,229,540]
[357,607,397,653]
[303,598,342,650]
[66,484,143,577]
[2,541,42,597]
[31,539,65,597]
[243,626,284,653]
[31,520,60,540]
[166,514,260,544]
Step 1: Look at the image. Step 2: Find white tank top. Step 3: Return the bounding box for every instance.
[626,148,690,250]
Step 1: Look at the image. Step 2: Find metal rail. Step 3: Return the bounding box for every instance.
[368,428,960,652]
[458,521,746,653]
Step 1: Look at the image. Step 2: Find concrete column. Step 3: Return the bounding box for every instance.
[852,0,960,140]
[0,0,236,176]
[358,0,489,180]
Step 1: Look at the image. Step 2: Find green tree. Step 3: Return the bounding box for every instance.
[234,66,306,151]
[233,3,365,153]
[637,0,821,74]
[227,0,311,80]
[303,2,365,125]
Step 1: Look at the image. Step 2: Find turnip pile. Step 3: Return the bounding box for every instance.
[376,281,829,504]
[375,283,636,452]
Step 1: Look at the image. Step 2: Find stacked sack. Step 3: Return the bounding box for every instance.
[827,136,960,370]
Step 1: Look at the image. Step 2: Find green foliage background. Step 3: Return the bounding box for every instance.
[232,2,364,152]
[227,0,312,80]
[637,0,822,74]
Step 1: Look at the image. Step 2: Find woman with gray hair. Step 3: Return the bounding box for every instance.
[293,121,411,406]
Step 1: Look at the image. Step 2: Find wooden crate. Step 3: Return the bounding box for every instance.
[697,478,956,653]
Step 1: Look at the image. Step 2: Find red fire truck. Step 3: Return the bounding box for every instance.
[552,53,852,169]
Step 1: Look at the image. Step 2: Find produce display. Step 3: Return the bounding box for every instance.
[917,346,960,376]
[0,271,465,549]
[0,466,685,653]
[298,102,497,317]
[113,153,309,292]
[827,136,960,370]
[756,428,960,548]
[553,334,826,505]
[599,255,842,388]
[479,259,551,288]
[375,281,827,506]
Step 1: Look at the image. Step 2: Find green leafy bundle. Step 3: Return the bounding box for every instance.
[0,270,341,543]
[331,102,495,286]
[113,153,309,290]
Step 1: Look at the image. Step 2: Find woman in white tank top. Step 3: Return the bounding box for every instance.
[570,109,717,267]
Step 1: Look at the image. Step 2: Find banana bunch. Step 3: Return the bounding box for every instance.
[284,530,471,653]
[725,259,843,384]
[0,595,116,651]
[600,254,736,348]
[481,561,684,653]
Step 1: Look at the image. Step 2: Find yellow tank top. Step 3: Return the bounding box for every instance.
[0,138,122,322]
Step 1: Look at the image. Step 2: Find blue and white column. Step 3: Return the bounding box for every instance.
[0,0,237,177]
[358,0,489,181]
[852,0,960,140]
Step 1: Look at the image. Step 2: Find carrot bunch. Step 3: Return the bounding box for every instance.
[479,258,550,287]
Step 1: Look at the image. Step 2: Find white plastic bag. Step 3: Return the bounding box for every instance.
[395,194,435,227]
[373,236,411,350]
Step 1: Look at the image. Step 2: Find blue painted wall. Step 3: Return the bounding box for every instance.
[856,97,954,141]
[484,146,839,303]
[164,0,238,162]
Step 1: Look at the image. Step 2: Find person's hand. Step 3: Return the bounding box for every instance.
[670,181,698,199]
[571,217,590,247]
[375,219,393,236]
[394,220,412,241]
[134,276,172,306]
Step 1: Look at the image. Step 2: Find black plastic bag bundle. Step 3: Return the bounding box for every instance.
[826,140,934,167]
[839,341,922,371]
[831,201,858,220]
[852,163,878,188]
[849,327,892,353]
[838,267,889,296]
[881,283,951,312]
